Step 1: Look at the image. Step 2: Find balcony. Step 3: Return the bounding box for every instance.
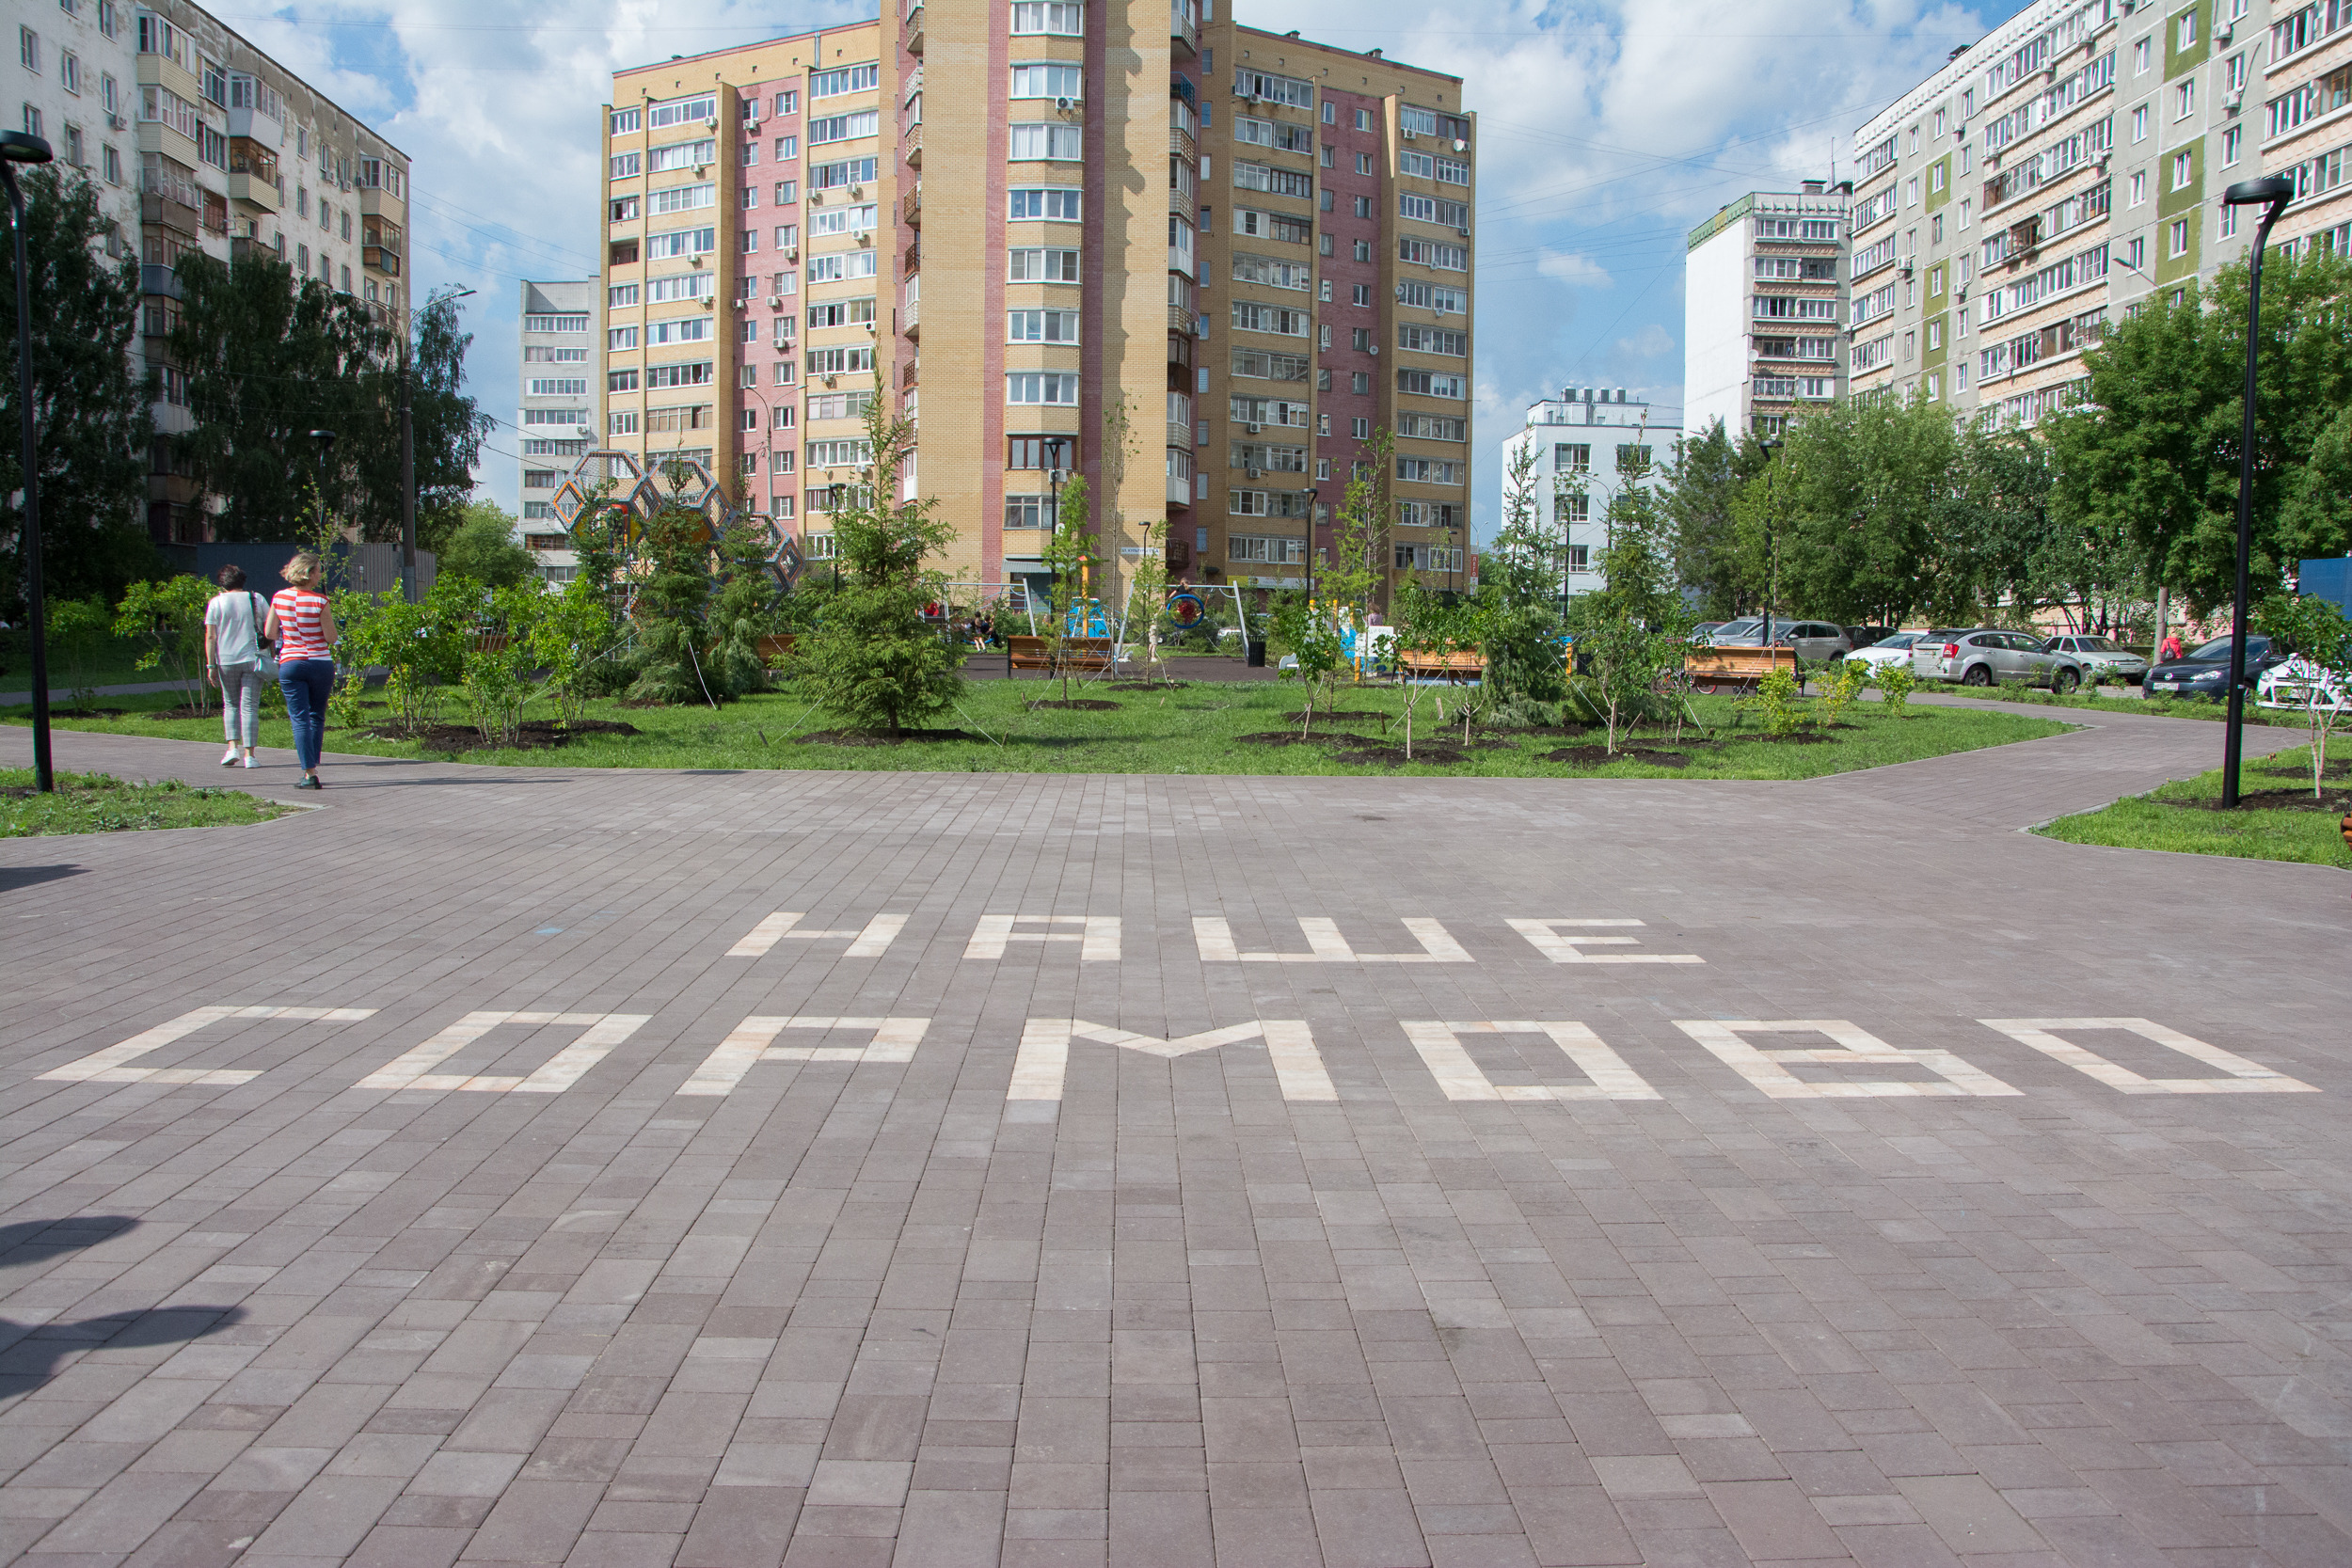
[364,245,401,277]
[904,123,922,168]
[359,183,405,218]
[1167,333,1192,371]
[903,187,922,226]
[141,188,202,238]
[900,358,918,388]
[904,0,924,53]
[1167,472,1193,505]
[1170,124,1196,163]
[1167,419,1193,449]
[1168,303,1194,335]
[228,170,278,213]
[904,242,920,275]
[1168,183,1192,216]
[1172,0,1199,56]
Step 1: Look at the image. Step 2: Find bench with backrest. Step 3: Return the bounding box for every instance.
[1008,635,1117,673]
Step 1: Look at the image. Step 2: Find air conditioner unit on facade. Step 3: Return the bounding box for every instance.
[1402,127,1416,139]
[1247,421,1262,433]
[706,118,720,131]
[1368,343,1379,354]
[2225,91,2243,112]
[1453,139,1466,151]
[857,230,871,245]
[849,184,864,198]
[787,246,799,261]
[824,372,838,386]
[1246,466,1262,478]
[108,112,126,130]
[769,294,785,308]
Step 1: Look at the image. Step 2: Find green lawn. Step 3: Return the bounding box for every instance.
[0,768,289,837]
[4,675,2071,781]
[0,629,166,696]
[2036,743,2352,869]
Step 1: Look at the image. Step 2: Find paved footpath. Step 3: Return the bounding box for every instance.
[1,708,2347,1568]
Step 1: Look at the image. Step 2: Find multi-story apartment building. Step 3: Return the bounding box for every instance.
[2263,1,2352,256]
[1683,183,1851,440]
[596,3,1470,609]
[1498,387,1676,595]
[516,279,597,581]
[1845,0,2264,428]
[15,0,410,542]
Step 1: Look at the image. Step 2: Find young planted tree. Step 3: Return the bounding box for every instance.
[1270,590,1348,736]
[1322,430,1391,690]
[0,167,153,610]
[1389,577,1473,759]
[1479,436,1568,719]
[1565,451,1696,752]
[789,383,964,736]
[1040,474,1094,701]
[627,467,727,706]
[462,582,544,747]
[2256,593,2352,799]
[114,576,215,711]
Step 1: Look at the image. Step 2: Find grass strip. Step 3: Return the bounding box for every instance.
[7,678,2069,782]
[1,768,288,837]
[2035,743,2352,868]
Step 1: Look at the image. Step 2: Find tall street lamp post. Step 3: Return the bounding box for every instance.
[2220,175,2296,809]
[1,131,55,793]
[310,430,338,565]
[1756,437,1782,648]
[1302,486,1319,599]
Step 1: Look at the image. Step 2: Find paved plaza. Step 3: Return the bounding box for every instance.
[1,706,2347,1567]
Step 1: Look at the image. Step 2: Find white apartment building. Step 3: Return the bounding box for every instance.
[516,278,597,582]
[1499,387,1676,596]
[1683,182,1851,440]
[12,0,409,541]
[1845,0,2267,427]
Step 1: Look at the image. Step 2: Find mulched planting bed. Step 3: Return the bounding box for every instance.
[2257,758,2352,780]
[1237,731,1350,747]
[1542,745,1690,768]
[1747,731,1838,744]
[1105,681,1190,691]
[2160,789,2352,814]
[1282,710,1391,721]
[365,719,642,753]
[1027,699,1120,711]
[799,728,984,747]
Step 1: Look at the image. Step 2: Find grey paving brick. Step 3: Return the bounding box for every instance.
[4,711,2349,1566]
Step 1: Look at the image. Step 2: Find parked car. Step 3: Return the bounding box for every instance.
[1692,621,1727,641]
[1765,621,1856,661]
[1708,617,1765,645]
[2257,653,2350,711]
[1843,626,1896,650]
[2043,633,2149,685]
[1848,630,1926,672]
[1912,629,2089,691]
[2144,634,2286,699]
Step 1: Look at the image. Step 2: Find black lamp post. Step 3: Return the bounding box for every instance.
[1756,437,1782,647]
[1,131,54,792]
[309,429,337,559]
[2220,174,2295,809]
[1302,485,1320,599]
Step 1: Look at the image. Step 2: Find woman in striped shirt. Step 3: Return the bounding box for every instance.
[263,551,340,790]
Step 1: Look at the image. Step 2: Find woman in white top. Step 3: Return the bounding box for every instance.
[201,563,271,768]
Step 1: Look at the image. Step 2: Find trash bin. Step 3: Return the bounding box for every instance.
[1245,640,1267,668]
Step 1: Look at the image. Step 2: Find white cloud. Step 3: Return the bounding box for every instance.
[1534,250,1613,290]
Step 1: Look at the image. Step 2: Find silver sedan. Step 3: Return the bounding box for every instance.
[2043,634,2148,685]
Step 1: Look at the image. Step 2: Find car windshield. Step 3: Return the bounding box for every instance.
[1872,634,1917,647]
[2188,636,2269,660]
[2071,636,2124,652]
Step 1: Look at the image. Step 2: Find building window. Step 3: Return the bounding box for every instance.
[2174,80,2194,119]
[2171,150,2192,190]
[2131,103,2147,142]
[2169,216,2190,257]
[2222,126,2241,167]
[2129,170,2146,206]
[19,27,39,72]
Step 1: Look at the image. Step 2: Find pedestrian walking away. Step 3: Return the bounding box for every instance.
[201,563,271,768]
[264,551,339,789]
[2160,631,2185,661]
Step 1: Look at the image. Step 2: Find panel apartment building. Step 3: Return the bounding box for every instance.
[1682,182,1851,440]
[13,0,409,542]
[1843,0,2280,427]
[516,279,598,581]
[1498,388,1677,596]
[596,1,1472,602]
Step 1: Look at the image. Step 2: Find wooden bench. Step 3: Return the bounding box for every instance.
[1398,650,1486,681]
[1683,644,1797,694]
[1008,635,1117,673]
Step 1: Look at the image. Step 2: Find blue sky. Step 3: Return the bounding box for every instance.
[223,0,2037,535]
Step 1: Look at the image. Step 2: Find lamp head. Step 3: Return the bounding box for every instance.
[309,429,337,456]
[2224,175,2295,208]
[1758,438,1783,455]
[0,132,54,166]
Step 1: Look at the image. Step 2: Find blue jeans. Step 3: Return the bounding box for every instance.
[278,659,335,771]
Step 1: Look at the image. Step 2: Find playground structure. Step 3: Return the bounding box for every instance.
[942,578,1255,669]
[548,451,799,606]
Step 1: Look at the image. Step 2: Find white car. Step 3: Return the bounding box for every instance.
[1847,631,1926,672]
[2257,654,2350,711]
[2043,634,2149,685]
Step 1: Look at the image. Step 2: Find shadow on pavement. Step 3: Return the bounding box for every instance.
[0,1215,247,1387]
[0,864,88,894]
